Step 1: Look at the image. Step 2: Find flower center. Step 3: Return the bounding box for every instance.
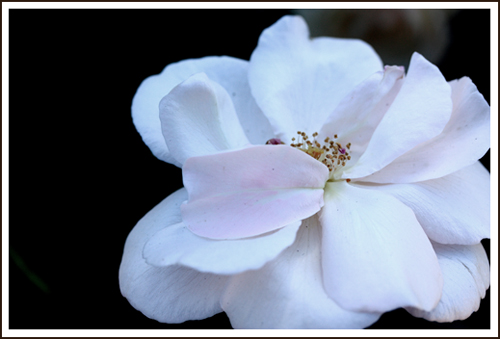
[289,131,351,174]
[265,132,352,181]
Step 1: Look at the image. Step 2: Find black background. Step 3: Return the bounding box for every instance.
[9,9,491,330]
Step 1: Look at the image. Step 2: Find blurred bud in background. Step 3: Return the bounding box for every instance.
[293,9,458,68]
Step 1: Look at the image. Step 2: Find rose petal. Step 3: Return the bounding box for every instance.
[159,72,250,165]
[220,216,381,329]
[406,242,490,322]
[359,77,490,183]
[319,181,443,313]
[119,188,228,323]
[248,15,383,141]
[132,56,267,166]
[318,65,404,173]
[343,52,452,180]
[182,145,329,239]
[356,161,490,245]
[143,220,301,275]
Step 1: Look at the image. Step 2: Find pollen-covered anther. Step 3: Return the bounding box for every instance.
[290,131,351,173]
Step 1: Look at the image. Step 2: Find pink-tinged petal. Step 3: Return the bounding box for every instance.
[359,77,490,183]
[143,220,301,275]
[406,242,490,322]
[319,65,405,172]
[248,15,383,141]
[132,56,268,166]
[221,216,381,329]
[119,188,229,323]
[182,145,329,239]
[343,53,452,180]
[319,181,443,313]
[160,72,250,166]
[356,162,490,245]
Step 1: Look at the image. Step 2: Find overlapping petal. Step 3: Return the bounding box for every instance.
[318,65,405,172]
[343,53,452,180]
[119,188,229,323]
[248,15,383,141]
[159,72,250,165]
[357,162,490,245]
[221,216,381,329]
[132,56,272,167]
[406,242,490,322]
[182,145,329,239]
[143,220,301,275]
[359,77,490,183]
[319,181,443,313]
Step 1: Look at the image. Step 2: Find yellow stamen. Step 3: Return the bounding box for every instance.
[289,131,351,176]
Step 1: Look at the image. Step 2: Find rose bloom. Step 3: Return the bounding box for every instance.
[119,16,490,329]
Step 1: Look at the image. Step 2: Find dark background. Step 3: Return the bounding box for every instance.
[9,9,491,330]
